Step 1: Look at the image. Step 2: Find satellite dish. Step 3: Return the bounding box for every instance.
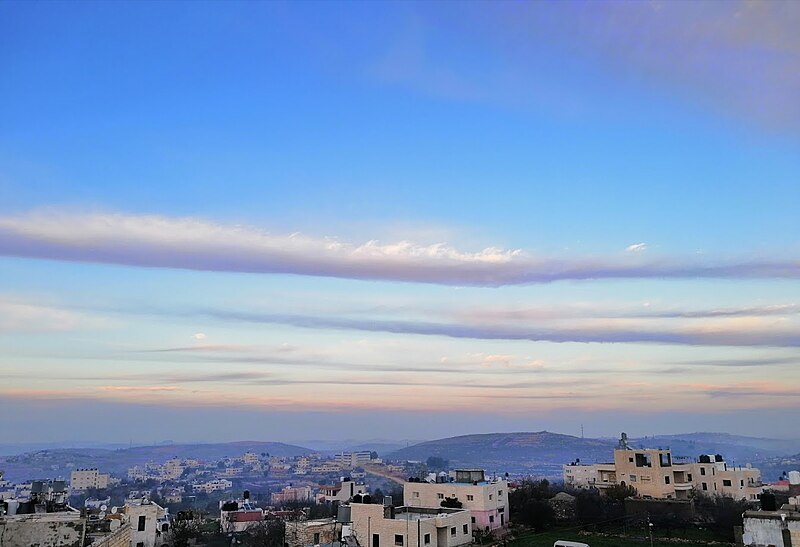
[100,504,108,511]
[111,506,118,514]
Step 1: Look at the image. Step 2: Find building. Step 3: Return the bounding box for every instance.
[345,498,473,547]
[70,468,111,491]
[312,462,344,474]
[335,452,374,468]
[0,480,85,547]
[272,485,313,505]
[0,471,17,501]
[220,493,265,534]
[285,518,339,547]
[192,478,233,493]
[404,469,509,532]
[124,497,170,547]
[563,434,763,501]
[740,494,800,547]
[317,478,369,504]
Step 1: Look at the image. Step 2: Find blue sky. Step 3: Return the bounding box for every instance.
[1,1,799,443]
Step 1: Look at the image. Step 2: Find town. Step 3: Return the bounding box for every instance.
[1,433,799,547]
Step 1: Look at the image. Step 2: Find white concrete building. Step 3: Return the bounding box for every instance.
[404,469,509,533]
[124,498,169,547]
[563,441,763,501]
[316,478,368,504]
[335,451,373,468]
[192,478,233,493]
[742,496,800,547]
[346,500,472,547]
[70,468,110,491]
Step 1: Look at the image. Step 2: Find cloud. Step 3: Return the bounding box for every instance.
[1,210,799,286]
[0,296,107,332]
[193,332,207,340]
[626,243,647,253]
[407,1,800,131]
[194,307,800,348]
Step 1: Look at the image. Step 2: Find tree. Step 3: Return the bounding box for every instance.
[240,519,286,547]
[440,496,462,509]
[426,456,449,471]
[693,493,750,542]
[604,483,636,502]
[508,479,555,531]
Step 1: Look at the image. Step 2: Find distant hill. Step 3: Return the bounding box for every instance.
[629,433,800,463]
[386,431,800,479]
[0,441,311,483]
[387,431,617,477]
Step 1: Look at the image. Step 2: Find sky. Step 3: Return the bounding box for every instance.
[1,0,799,445]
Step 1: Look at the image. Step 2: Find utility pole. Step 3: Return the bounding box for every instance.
[647,513,654,547]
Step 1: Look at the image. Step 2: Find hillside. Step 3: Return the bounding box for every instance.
[387,431,800,479]
[631,433,800,462]
[387,431,617,477]
[0,441,312,483]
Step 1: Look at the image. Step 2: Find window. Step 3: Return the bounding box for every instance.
[138,516,146,531]
[471,517,476,524]
[702,482,707,491]
[463,525,468,534]
[466,495,474,501]
[497,490,503,496]
[634,453,652,467]
[740,480,744,487]
[488,494,492,500]
[437,493,444,499]
[450,527,456,536]
[687,474,692,481]
[489,515,494,523]
[629,457,634,463]
[413,492,419,498]
[424,534,431,545]
[394,535,404,546]
[136,543,144,547]
[629,475,637,482]
[373,534,380,547]
[700,468,706,476]
[665,476,671,484]
[314,533,321,544]
[723,480,732,487]
[659,453,672,467]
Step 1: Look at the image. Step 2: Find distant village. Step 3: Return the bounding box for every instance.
[1,434,799,547]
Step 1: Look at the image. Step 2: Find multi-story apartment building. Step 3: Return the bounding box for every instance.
[346,499,472,547]
[192,478,233,493]
[404,469,509,532]
[563,436,763,501]
[316,478,368,504]
[335,451,373,468]
[70,468,110,491]
[271,485,313,505]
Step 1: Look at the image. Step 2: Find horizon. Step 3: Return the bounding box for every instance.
[2,1,799,443]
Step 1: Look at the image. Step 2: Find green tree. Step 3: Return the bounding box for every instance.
[425,456,449,471]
